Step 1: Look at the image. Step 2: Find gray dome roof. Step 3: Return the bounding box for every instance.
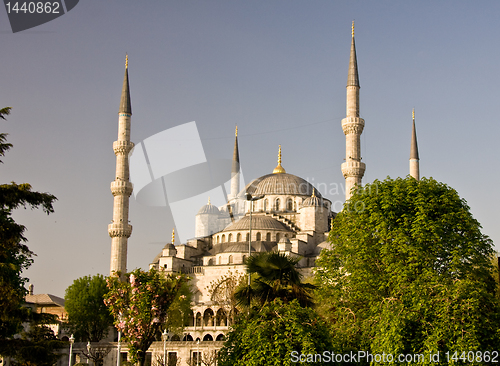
[222,215,292,232]
[302,195,322,207]
[197,203,219,215]
[244,173,320,197]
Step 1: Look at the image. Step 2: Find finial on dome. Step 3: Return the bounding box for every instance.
[208,197,211,205]
[352,20,355,37]
[273,145,286,174]
[125,54,128,69]
[312,188,316,197]
[235,125,238,137]
[172,228,175,245]
[412,108,415,121]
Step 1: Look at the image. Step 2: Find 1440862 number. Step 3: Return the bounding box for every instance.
[5,2,60,14]
[446,351,498,363]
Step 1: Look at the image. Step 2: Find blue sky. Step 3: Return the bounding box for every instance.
[1,1,499,296]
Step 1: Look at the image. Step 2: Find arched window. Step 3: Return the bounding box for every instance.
[287,198,293,211]
[275,198,280,211]
[228,233,233,242]
[228,255,233,264]
[246,233,249,241]
[276,233,280,242]
[264,199,268,211]
[242,255,247,263]
[221,234,226,243]
[217,236,220,244]
[256,232,261,241]
[266,232,271,241]
[208,259,213,266]
[237,233,242,242]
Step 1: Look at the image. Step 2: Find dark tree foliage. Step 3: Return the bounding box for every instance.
[10,313,65,366]
[315,177,500,365]
[0,107,57,356]
[217,299,334,366]
[64,274,114,342]
[235,252,315,309]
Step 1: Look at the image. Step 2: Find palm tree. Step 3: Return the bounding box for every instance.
[235,252,315,308]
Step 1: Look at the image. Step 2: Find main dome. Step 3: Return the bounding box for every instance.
[243,173,321,197]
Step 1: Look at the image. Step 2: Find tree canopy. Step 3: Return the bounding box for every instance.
[104,269,190,366]
[217,298,334,366]
[235,252,315,309]
[0,107,57,357]
[64,274,114,342]
[315,176,500,364]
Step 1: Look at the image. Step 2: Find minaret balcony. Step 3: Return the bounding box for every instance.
[113,140,135,154]
[341,161,366,178]
[110,180,133,196]
[341,117,365,135]
[108,223,132,238]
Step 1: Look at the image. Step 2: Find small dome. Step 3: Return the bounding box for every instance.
[223,215,292,232]
[302,189,322,207]
[197,203,220,215]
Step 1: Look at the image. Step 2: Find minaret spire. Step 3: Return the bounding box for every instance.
[410,108,420,180]
[273,145,286,174]
[109,55,134,278]
[229,125,240,200]
[341,22,365,200]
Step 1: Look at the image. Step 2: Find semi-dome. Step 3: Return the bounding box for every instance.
[244,173,320,197]
[222,215,292,232]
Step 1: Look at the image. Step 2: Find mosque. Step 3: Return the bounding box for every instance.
[106,23,420,365]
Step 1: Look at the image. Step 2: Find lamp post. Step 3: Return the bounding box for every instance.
[86,341,91,365]
[245,193,264,305]
[196,339,200,366]
[162,329,167,366]
[116,313,122,366]
[68,334,74,366]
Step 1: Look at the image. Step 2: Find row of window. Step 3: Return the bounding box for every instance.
[216,232,289,243]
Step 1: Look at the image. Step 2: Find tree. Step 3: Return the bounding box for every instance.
[217,298,334,366]
[104,269,190,366]
[10,315,65,366]
[234,252,315,309]
[315,177,500,365]
[0,107,57,356]
[64,274,114,342]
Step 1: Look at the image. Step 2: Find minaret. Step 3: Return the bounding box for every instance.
[341,21,365,200]
[410,108,420,180]
[108,55,134,277]
[229,126,240,200]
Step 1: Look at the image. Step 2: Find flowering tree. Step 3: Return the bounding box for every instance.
[104,269,190,366]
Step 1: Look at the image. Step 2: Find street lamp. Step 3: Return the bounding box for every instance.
[68,334,74,366]
[116,313,122,366]
[162,329,167,366]
[245,193,264,304]
[196,339,200,366]
[86,342,91,365]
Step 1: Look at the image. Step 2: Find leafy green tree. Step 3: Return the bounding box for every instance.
[235,252,315,309]
[315,177,500,365]
[104,269,190,366]
[10,314,65,366]
[64,274,114,342]
[217,298,334,366]
[0,107,57,356]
